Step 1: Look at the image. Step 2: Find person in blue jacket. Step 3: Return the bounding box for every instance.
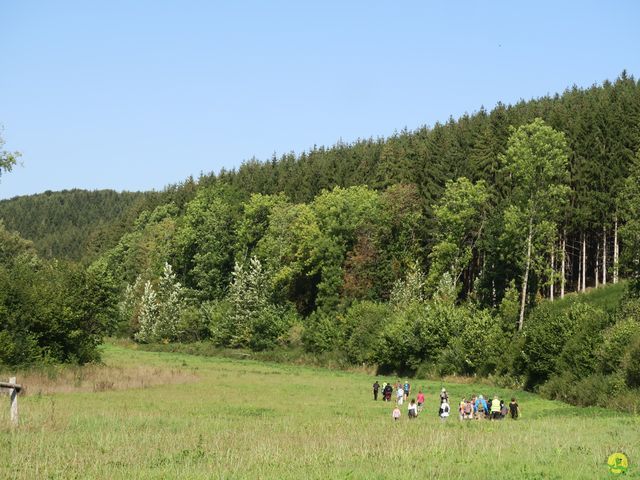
[474,395,489,419]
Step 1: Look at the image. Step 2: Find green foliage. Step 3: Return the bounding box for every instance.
[622,335,640,388]
[301,310,341,354]
[0,256,117,366]
[518,303,577,389]
[341,301,391,364]
[598,317,640,375]
[130,263,187,343]
[206,256,296,351]
[389,260,426,308]
[427,177,489,293]
[377,300,466,371]
[0,189,150,261]
[444,307,503,376]
[0,127,18,179]
[500,118,571,328]
[172,184,243,300]
[556,304,610,379]
[619,150,640,295]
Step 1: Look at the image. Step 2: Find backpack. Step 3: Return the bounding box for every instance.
[477,401,485,413]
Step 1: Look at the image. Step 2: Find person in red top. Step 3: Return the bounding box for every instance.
[416,389,425,412]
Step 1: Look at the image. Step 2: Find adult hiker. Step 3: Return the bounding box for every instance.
[463,398,474,420]
[458,398,466,421]
[396,385,404,405]
[439,388,448,403]
[509,397,520,420]
[490,395,501,420]
[416,389,425,412]
[403,380,411,401]
[384,383,393,402]
[439,400,450,421]
[475,395,488,419]
[408,399,418,419]
[500,400,508,419]
[439,388,448,413]
[373,380,380,401]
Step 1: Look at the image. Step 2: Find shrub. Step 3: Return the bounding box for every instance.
[598,318,640,374]
[622,335,640,388]
[519,303,577,389]
[342,301,391,364]
[301,311,341,354]
[557,304,609,380]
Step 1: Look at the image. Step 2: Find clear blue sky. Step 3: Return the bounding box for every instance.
[1,1,639,199]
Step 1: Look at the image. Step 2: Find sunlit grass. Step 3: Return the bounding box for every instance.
[1,343,639,479]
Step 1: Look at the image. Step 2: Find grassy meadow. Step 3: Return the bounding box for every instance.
[1,343,639,479]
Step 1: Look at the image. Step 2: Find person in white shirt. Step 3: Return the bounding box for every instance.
[407,399,418,419]
[396,386,404,405]
[439,401,450,421]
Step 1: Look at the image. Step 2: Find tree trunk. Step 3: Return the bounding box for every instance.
[595,241,600,289]
[518,220,533,331]
[560,233,566,298]
[614,218,619,284]
[577,237,582,292]
[582,234,587,292]
[550,244,555,301]
[602,225,607,286]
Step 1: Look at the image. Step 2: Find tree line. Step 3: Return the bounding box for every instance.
[2,74,640,411]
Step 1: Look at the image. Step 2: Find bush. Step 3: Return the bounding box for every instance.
[176,305,210,342]
[301,311,342,354]
[376,300,466,372]
[204,300,234,346]
[598,318,640,374]
[622,335,640,388]
[0,258,117,366]
[342,301,391,364]
[519,303,577,389]
[557,304,609,380]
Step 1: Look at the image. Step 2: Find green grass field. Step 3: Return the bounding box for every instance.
[2,343,639,479]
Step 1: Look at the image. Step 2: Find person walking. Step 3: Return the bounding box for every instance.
[416,389,425,413]
[392,405,401,421]
[408,399,418,419]
[490,396,501,420]
[475,395,488,420]
[396,385,404,405]
[373,380,380,401]
[439,400,450,421]
[509,397,520,420]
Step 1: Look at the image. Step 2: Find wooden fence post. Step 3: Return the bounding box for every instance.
[1,378,21,427]
[9,376,18,427]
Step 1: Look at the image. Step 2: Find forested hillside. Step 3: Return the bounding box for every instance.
[3,73,640,412]
[0,182,198,261]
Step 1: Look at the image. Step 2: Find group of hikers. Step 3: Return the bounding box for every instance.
[372,380,520,422]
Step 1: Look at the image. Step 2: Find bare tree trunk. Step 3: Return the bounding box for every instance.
[560,233,566,298]
[614,218,619,284]
[550,244,555,301]
[602,225,607,286]
[518,220,533,331]
[577,237,582,292]
[595,241,600,289]
[582,234,587,292]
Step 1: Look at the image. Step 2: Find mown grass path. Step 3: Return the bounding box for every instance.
[2,343,639,479]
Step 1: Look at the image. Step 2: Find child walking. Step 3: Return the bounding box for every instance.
[392,405,401,421]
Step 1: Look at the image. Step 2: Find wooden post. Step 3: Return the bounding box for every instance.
[9,377,18,427]
[1,378,21,427]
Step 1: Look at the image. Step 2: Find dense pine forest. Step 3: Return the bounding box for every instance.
[2,73,640,411]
